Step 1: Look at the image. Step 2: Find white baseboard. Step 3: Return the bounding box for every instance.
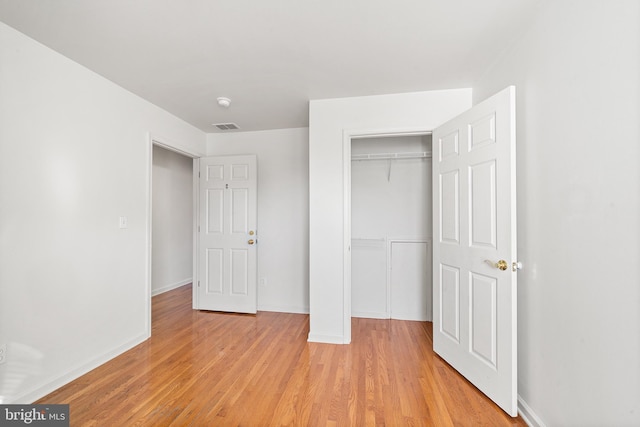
[518,395,546,427]
[258,304,309,314]
[307,333,347,344]
[14,333,149,404]
[151,278,192,296]
[352,312,432,322]
[352,311,388,319]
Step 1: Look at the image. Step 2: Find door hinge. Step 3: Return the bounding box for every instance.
[198,171,201,178]
[198,225,200,232]
[197,280,200,287]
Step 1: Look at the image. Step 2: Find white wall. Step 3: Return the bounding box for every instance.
[152,146,193,296]
[308,89,471,343]
[207,128,309,313]
[473,1,640,425]
[0,22,206,403]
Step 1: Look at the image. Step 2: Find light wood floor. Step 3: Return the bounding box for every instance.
[38,284,526,426]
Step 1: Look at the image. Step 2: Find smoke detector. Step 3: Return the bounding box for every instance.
[217,97,231,108]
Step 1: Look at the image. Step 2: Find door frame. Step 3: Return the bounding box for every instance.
[146,133,202,336]
[342,127,433,343]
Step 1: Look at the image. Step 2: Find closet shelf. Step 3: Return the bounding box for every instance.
[351,151,431,161]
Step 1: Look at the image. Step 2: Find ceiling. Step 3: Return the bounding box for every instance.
[0,0,537,132]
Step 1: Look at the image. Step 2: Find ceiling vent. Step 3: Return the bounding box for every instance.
[212,123,240,131]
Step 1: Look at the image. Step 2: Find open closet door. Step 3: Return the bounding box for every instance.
[432,86,518,416]
[197,155,257,314]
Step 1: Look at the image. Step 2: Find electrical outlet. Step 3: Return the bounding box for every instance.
[0,343,6,365]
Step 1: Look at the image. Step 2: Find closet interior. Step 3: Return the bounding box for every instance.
[351,134,433,321]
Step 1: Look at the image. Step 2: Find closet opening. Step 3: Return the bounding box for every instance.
[349,133,433,324]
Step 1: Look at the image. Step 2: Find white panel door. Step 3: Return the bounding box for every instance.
[432,86,517,416]
[198,155,257,314]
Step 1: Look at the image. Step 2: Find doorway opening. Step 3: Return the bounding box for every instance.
[147,136,200,335]
[343,129,433,343]
[152,145,194,294]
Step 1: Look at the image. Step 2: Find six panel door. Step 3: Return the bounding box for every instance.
[197,155,257,314]
[432,86,518,416]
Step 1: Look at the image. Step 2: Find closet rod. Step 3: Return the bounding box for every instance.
[351,151,432,161]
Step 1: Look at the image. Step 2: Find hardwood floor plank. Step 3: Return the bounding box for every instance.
[37,284,527,426]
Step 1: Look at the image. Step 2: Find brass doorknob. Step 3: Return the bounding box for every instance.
[248,239,255,245]
[485,259,508,271]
